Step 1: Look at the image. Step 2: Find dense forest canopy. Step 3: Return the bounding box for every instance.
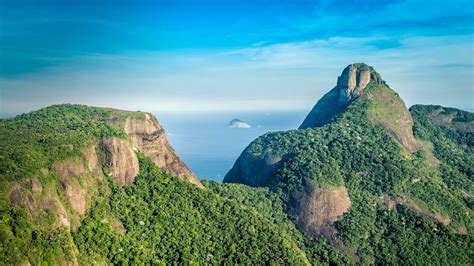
[1,99,473,265]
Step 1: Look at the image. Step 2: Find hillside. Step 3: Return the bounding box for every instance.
[0,104,308,264]
[225,63,474,264]
[1,64,473,265]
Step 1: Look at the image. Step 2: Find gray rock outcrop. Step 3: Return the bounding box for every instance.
[229,119,251,128]
[124,113,203,188]
[337,63,384,105]
[289,178,351,238]
[99,137,139,187]
[105,111,203,188]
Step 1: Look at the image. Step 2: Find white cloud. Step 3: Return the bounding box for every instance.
[1,34,473,116]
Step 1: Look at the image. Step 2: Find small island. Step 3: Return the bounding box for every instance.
[229,118,251,128]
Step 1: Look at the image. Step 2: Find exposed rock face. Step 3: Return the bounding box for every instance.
[224,150,351,238]
[289,178,351,238]
[81,145,102,179]
[364,86,418,152]
[300,63,385,129]
[225,152,283,187]
[9,185,23,205]
[60,177,87,216]
[41,191,70,228]
[107,112,203,188]
[337,63,384,105]
[53,160,87,179]
[99,137,139,187]
[428,106,474,133]
[225,63,423,238]
[226,156,352,239]
[31,178,42,193]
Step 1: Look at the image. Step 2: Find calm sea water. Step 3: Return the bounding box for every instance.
[156,111,307,182]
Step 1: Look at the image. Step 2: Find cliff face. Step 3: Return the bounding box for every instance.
[337,63,384,106]
[105,111,203,188]
[288,178,351,238]
[225,151,352,238]
[364,84,418,152]
[419,105,474,133]
[1,104,205,264]
[99,137,140,187]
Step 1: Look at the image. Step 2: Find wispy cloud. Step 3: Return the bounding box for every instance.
[1,0,472,114]
[2,0,473,76]
[1,33,472,115]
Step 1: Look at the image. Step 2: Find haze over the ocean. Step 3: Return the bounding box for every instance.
[1,0,473,115]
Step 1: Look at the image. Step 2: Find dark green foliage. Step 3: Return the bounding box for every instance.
[237,100,473,264]
[338,187,473,265]
[204,181,303,241]
[299,86,345,129]
[411,105,473,195]
[248,100,408,196]
[0,104,128,264]
[73,155,308,264]
[2,103,473,265]
[1,104,310,265]
[411,105,474,148]
[0,205,77,265]
[204,180,352,265]
[0,104,126,182]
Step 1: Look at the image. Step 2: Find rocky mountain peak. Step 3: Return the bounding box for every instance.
[300,63,418,152]
[300,63,386,129]
[337,63,385,105]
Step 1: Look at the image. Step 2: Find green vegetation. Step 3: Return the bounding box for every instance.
[239,95,473,263]
[117,109,147,122]
[0,206,78,265]
[0,104,128,265]
[410,104,474,218]
[338,189,473,264]
[205,181,351,265]
[248,99,410,196]
[74,155,308,264]
[0,104,126,183]
[1,105,310,264]
[1,102,473,265]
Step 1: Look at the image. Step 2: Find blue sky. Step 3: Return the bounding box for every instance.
[1,0,473,114]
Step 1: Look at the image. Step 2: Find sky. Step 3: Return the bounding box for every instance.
[1,0,473,115]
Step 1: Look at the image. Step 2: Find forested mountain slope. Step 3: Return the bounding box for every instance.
[1,63,472,265]
[225,63,474,264]
[0,105,308,264]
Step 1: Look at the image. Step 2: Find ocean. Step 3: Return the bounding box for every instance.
[156,111,307,182]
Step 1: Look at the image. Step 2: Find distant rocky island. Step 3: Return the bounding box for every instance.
[228,118,251,128]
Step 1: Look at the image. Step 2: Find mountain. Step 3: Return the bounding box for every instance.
[299,63,418,152]
[299,63,384,129]
[0,105,308,264]
[225,63,473,264]
[1,63,473,265]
